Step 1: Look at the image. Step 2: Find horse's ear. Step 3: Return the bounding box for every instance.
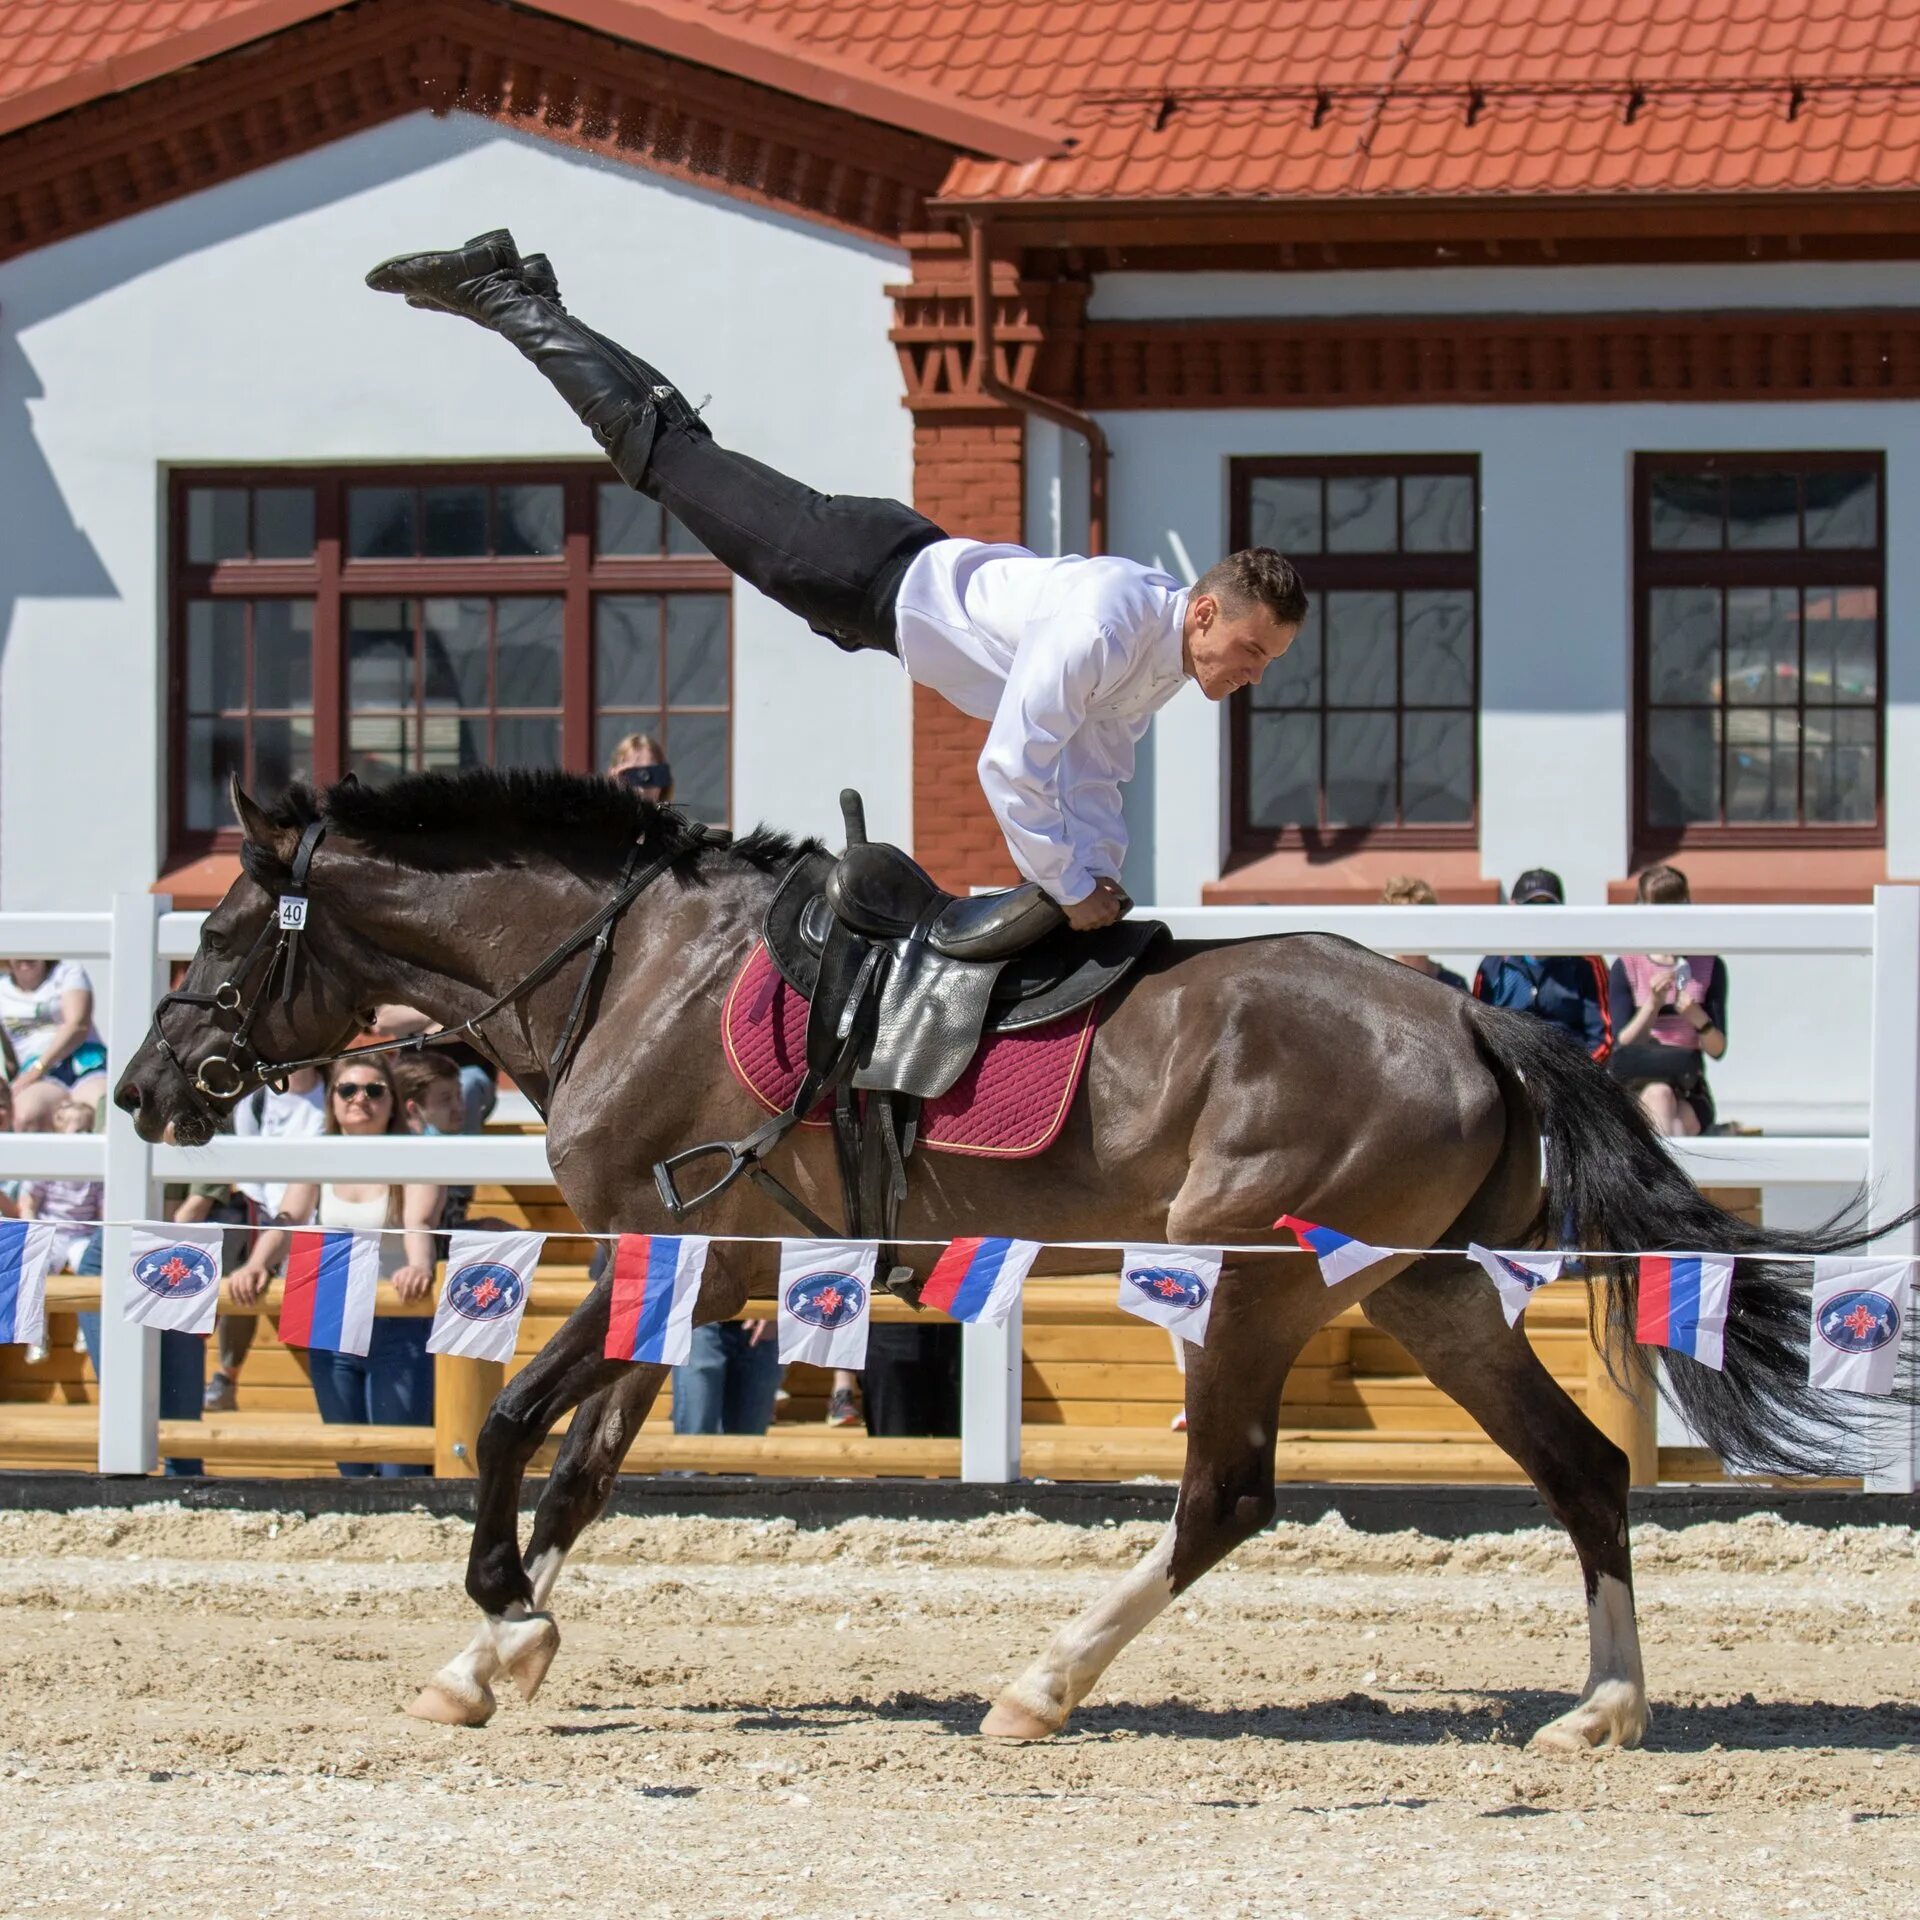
[230,778,299,863]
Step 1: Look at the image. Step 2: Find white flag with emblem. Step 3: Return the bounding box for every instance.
[124,1222,225,1334]
[1469,1244,1564,1327]
[1808,1257,1910,1395]
[1115,1245,1223,1345]
[776,1240,877,1369]
[428,1229,546,1363]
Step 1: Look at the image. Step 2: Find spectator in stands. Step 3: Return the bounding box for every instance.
[392,1051,477,1233]
[227,1055,442,1476]
[1608,864,1728,1137]
[671,1306,784,1438]
[1473,868,1612,1062]
[1381,876,1467,990]
[0,958,108,1127]
[201,1064,327,1412]
[608,731,673,801]
[369,1007,499,1134]
[19,1099,104,1363]
[863,1320,961,1439]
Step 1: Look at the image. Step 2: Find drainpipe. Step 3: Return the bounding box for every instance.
[967,216,1109,556]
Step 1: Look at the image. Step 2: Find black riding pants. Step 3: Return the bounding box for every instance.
[638,416,945,656]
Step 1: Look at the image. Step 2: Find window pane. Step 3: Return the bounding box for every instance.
[252,715,314,801]
[1725,710,1800,822]
[1803,586,1878,706]
[1804,470,1877,549]
[186,716,246,831]
[419,712,483,774]
[348,713,412,786]
[1648,472,1722,550]
[598,485,663,556]
[1402,711,1473,824]
[1402,474,1474,553]
[186,487,249,564]
[1248,476,1321,554]
[1325,592,1396,706]
[1805,710,1877,823]
[422,485,489,557]
[665,595,729,706]
[496,598,563,707]
[598,711,662,776]
[253,488,315,559]
[1724,587,1798,707]
[422,598,489,709]
[494,716,562,771]
[1646,709,1720,826]
[667,712,729,824]
[252,600,314,710]
[1246,712,1318,828]
[596,596,662,708]
[348,486,415,558]
[1402,591,1474,707]
[347,598,414,707]
[1326,476,1397,552]
[186,601,246,711]
[1727,470,1799,549]
[665,514,712,559]
[496,484,563,557]
[1250,595,1321,708]
[1326,712,1395,826]
[1648,588,1720,703]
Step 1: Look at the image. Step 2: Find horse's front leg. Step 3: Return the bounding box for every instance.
[407,1275,622,1727]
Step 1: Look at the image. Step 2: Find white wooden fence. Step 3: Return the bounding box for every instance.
[0,889,1912,1491]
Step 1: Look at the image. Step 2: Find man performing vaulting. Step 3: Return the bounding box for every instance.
[367,230,1306,935]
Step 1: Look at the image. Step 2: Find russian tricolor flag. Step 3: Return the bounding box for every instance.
[1636,1252,1735,1371]
[279,1229,382,1357]
[0,1221,59,1350]
[922,1236,1041,1326]
[1276,1214,1391,1287]
[605,1233,712,1366]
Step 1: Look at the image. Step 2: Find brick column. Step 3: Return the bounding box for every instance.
[890,235,1085,892]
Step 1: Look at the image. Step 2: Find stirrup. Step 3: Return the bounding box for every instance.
[653,1140,751,1219]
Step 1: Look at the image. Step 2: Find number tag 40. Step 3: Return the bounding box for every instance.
[277,895,309,932]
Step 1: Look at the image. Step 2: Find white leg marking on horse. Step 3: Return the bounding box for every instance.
[406,1552,568,1726]
[983,1522,1178,1739]
[406,1624,501,1727]
[1530,1572,1649,1753]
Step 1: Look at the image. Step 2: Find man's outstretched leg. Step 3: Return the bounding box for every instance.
[367,229,941,654]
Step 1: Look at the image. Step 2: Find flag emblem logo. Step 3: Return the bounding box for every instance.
[445,1261,527,1322]
[1815,1288,1900,1355]
[1124,1266,1209,1312]
[784,1270,867,1330]
[132,1242,217,1301]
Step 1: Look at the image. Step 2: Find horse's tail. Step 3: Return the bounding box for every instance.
[1468,1003,1918,1477]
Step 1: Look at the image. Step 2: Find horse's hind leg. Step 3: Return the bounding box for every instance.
[1362,1258,1648,1752]
[984,1258,1326,1739]
[407,1278,623,1727]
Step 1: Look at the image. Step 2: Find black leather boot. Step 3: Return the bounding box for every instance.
[366,234,707,487]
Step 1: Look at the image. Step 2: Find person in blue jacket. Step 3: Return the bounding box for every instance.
[1472,867,1614,1062]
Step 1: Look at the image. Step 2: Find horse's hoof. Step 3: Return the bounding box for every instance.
[1528,1685,1649,1754]
[980,1699,1059,1740]
[405,1679,496,1727]
[497,1613,560,1703]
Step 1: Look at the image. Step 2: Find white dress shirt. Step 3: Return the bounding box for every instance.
[893,540,1191,904]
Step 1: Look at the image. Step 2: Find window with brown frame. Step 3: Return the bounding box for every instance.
[170,467,734,853]
[1229,457,1479,853]
[1635,454,1884,849]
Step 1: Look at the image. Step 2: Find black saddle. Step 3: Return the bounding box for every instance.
[653,790,1165,1292]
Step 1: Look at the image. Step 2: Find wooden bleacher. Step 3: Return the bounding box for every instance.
[0,1171,1754,1483]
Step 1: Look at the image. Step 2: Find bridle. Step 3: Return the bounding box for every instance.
[151,808,720,1107]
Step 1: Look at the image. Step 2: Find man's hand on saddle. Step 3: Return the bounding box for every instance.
[1062,876,1130,932]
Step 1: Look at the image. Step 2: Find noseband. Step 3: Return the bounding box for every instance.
[150,808,718,1105]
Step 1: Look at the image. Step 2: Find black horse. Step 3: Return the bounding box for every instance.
[114,768,1902,1745]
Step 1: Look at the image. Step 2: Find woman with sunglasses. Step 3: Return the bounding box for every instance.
[229,1055,444,1475]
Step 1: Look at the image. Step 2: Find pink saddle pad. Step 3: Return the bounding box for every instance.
[721,942,1099,1159]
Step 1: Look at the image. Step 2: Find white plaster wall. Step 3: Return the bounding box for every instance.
[0,112,913,907]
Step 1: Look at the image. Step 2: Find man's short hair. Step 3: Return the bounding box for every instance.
[1194,548,1309,628]
[1381,875,1439,907]
[391,1049,462,1108]
[1636,863,1691,905]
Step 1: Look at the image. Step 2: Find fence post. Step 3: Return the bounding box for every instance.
[1583,1298,1659,1486]
[98,892,169,1475]
[960,1295,1022,1483]
[1866,884,1920,1494]
[434,1355,502,1477]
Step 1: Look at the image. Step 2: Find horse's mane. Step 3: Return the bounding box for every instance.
[259,767,816,878]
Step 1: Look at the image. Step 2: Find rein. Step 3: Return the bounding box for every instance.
[153,807,722,1107]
